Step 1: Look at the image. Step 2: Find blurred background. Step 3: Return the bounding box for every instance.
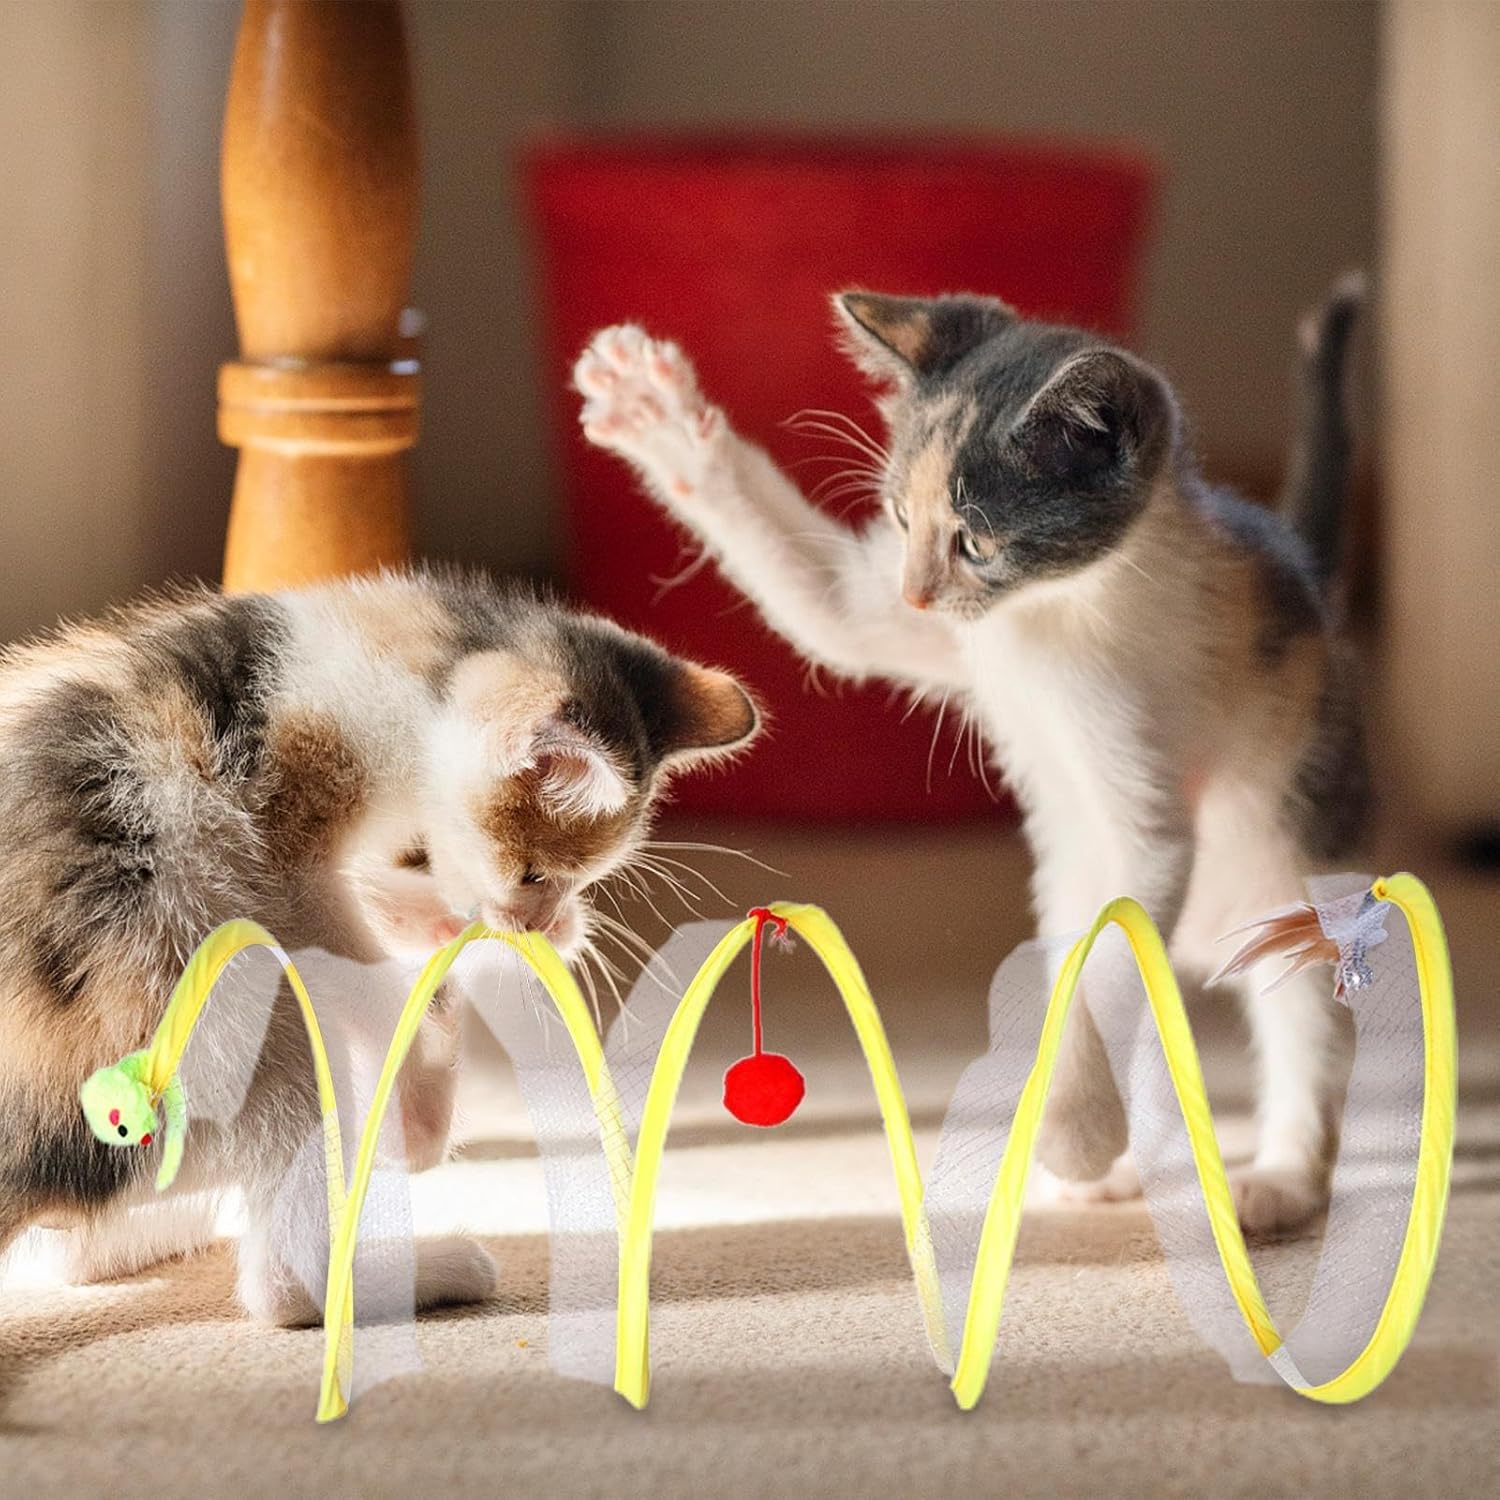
[0,0,1493,844]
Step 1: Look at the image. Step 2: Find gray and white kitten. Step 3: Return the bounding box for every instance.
[0,571,757,1313]
[576,279,1367,1233]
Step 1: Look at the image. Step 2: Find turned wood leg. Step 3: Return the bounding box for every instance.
[218,0,420,593]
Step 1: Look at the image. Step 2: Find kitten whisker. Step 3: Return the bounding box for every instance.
[649,548,712,603]
[642,840,787,878]
[634,851,733,908]
[947,702,968,779]
[898,690,926,725]
[803,659,834,698]
[784,404,891,452]
[966,709,1001,801]
[808,459,885,489]
[594,879,628,921]
[809,476,882,506]
[628,858,708,918]
[925,688,953,794]
[606,863,676,931]
[573,946,605,1032]
[589,907,660,969]
[634,864,716,920]
[782,409,891,468]
[1115,550,1158,587]
[574,932,632,1030]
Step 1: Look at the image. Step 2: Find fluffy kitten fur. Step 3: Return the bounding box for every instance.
[576,278,1367,1233]
[0,570,757,1314]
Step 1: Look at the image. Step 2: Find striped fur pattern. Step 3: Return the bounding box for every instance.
[0,571,757,1315]
[577,279,1367,1236]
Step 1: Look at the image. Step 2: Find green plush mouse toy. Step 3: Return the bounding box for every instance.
[79,1051,187,1192]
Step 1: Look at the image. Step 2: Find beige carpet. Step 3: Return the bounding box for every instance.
[2,823,1496,1498]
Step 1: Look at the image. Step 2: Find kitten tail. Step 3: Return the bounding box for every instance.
[1280,271,1365,591]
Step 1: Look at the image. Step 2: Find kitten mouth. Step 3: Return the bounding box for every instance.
[951,599,994,621]
[921,593,991,622]
[480,901,578,948]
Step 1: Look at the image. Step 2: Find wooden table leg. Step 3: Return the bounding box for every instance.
[218,0,419,593]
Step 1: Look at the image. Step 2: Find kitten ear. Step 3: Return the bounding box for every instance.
[656,663,759,764]
[1011,350,1171,486]
[834,291,1012,384]
[532,720,632,818]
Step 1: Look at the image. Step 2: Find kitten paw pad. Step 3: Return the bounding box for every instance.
[575,324,722,500]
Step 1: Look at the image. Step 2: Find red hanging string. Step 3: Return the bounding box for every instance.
[746,905,789,1059]
[724,906,803,1128]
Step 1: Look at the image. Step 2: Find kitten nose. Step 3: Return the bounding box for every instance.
[902,584,933,611]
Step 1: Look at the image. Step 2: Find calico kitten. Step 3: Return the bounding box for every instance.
[576,278,1367,1233]
[0,570,757,1314]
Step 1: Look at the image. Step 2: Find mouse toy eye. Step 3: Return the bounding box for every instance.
[118,1124,129,1137]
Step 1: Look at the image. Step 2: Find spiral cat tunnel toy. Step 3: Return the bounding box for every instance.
[79,874,1454,1424]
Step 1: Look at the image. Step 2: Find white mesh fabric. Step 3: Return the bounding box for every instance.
[924,935,1069,1370]
[270,949,425,1400]
[604,921,736,1146]
[1082,875,1426,1391]
[197,878,1429,1410]
[273,1123,337,1319]
[1083,922,1276,1383]
[923,874,1428,1392]
[462,922,732,1384]
[457,939,622,1386]
[1270,881,1421,1388]
[173,944,288,1127]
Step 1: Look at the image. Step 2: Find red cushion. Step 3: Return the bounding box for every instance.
[521,134,1156,820]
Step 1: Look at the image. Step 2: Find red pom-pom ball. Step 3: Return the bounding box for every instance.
[723,1052,805,1127]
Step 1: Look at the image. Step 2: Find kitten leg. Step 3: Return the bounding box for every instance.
[1231,959,1335,1234]
[1028,795,1194,1186]
[411,1236,498,1311]
[0,1189,40,1283]
[1034,1000,1130,1183]
[1032,1155,1142,1206]
[393,989,496,1304]
[237,1219,496,1327]
[1175,802,1335,1234]
[576,325,966,689]
[1,1192,219,1289]
[235,1117,495,1327]
[235,1205,322,1326]
[396,984,463,1173]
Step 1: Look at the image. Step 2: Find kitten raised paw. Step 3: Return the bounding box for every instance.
[575,324,725,504]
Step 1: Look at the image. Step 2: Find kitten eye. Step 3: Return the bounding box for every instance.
[519,869,544,886]
[957,529,993,565]
[891,500,909,530]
